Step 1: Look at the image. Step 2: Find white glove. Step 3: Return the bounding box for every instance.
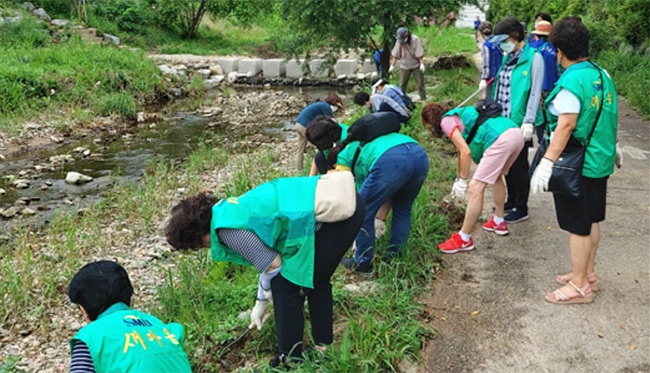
[419,63,425,73]
[478,79,487,90]
[477,79,487,99]
[388,65,395,74]
[375,218,386,239]
[451,178,469,199]
[615,141,623,168]
[530,158,553,194]
[521,122,534,142]
[249,300,269,330]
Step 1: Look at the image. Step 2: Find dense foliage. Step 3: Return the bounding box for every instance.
[487,0,649,53]
[274,0,472,75]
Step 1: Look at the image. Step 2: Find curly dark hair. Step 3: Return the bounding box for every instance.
[165,192,219,250]
[306,115,342,151]
[353,92,370,106]
[68,260,133,321]
[494,17,525,42]
[421,103,450,138]
[549,17,590,61]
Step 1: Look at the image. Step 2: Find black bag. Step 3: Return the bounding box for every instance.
[546,62,605,198]
[346,112,401,175]
[401,93,416,111]
[465,98,503,145]
[547,136,585,198]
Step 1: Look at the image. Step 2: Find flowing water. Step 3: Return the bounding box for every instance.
[0,86,354,232]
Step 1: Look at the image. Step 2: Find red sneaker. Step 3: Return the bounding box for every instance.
[438,233,474,254]
[482,216,509,236]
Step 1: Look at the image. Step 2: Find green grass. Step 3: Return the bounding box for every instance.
[0,57,468,370]
[0,18,168,133]
[415,26,478,56]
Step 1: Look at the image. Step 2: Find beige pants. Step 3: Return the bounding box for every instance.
[295,123,308,171]
[399,67,426,101]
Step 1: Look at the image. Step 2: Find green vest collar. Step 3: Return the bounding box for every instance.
[96,302,130,320]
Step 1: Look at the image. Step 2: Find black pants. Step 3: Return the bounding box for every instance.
[378,102,409,124]
[271,195,365,357]
[505,143,530,214]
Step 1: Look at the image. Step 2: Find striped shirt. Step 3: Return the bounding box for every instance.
[70,340,96,373]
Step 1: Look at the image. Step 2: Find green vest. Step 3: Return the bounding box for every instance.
[444,107,519,164]
[545,61,618,178]
[336,133,417,189]
[71,303,192,373]
[493,44,539,125]
[210,176,320,289]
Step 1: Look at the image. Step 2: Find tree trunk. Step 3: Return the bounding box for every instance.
[380,40,392,79]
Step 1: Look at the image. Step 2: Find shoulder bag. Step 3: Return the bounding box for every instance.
[547,62,604,198]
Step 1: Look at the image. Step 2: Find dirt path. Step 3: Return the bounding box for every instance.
[419,95,650,370]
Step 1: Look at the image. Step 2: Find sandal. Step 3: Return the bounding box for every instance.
[556,272,600,292]
[545,281,594,305]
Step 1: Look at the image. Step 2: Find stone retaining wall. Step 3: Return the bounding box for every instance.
[150,54,379,87]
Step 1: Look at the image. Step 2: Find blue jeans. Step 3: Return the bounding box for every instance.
[353,143,429,265]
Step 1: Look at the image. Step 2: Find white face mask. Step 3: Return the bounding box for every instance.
[534,21,539,29]
[330,105,338,113]
[500,40,516,54]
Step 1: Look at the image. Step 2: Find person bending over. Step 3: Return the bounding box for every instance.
[165,175,364,367]
[422,100,523,254]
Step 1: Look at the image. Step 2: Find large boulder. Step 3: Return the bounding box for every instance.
[103,34,120,46]
[51,19,69,27]
[32,8,51,22]
[65,172,93,185]
[22,2,35,11]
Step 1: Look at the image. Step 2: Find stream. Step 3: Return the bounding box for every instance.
[0,86,354,233]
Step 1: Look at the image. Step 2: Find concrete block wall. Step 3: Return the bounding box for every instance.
[263,59,286,77]
[216,57,240,74]
[239,58,263,76]
[309,59,329,78]
[334,59,357,77]
[286,59,306,78]
[358,59,376,74]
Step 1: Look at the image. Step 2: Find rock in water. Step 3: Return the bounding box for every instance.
[65,172,93,185]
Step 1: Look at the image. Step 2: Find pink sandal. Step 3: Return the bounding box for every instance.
[545,281,594,305]
[556,272,600,292]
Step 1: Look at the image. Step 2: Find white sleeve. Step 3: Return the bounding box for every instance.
[548,88,581,115]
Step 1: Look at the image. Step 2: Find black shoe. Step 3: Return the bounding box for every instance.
[504,201,515,214]
[382,248,400,263]
[504,208,529,223]
[269,353,302,369]
[341,258,374,276]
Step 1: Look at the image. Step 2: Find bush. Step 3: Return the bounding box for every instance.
[0,17,50,48]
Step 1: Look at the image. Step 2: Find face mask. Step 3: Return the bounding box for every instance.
[330,105,338,113]
[500,40,515,54]
[534,21,539,29]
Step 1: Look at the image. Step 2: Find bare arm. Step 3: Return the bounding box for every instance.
[450,130,472,179]
[544,113,578,161]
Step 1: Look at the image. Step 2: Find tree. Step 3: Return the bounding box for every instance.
[276,0,472,76]
[147,0,274,38]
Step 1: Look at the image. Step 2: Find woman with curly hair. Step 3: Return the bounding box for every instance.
[165,175,364,367]
[304,115,348,175]
[530,17,619,304]
[422,100,523,254]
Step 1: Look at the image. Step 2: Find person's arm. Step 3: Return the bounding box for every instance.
[216,229,279,272]
[524,53,544,124]
[544,113,577,161]
[70,340,96,373]
[309,159,319,176]
[449,130,472,179]
[481,45,490,80]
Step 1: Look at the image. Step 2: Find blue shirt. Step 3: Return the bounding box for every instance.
[295,101,333,127]
[474,20,481,30]
[527,35,559,92]
[381,85,407,108]
[481,39,503,81]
